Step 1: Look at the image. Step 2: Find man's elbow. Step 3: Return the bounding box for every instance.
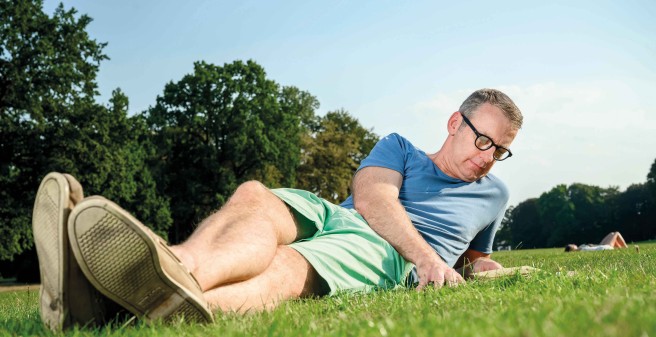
[352,196,371,216]
[353,194,386,219]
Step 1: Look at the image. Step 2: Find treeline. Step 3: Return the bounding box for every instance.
[495,162,656,249]
[0,0,377,279]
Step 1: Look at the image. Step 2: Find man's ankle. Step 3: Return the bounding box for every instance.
[169,246,198,279]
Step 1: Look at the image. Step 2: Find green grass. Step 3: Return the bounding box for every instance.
[2,243,655,337]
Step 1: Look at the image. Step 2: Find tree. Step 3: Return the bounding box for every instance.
[494,206,514,250]
[60,90,172,237]
[0,0,107,260]
[537,185,576,247]
[507,199,543,248]
[144,60,318,242]
[493,158,656,249]
[0,1,170,270]
[567,183,618,244]
[296,109,378,204]
[648,157,656,201]
[611,183,654,242]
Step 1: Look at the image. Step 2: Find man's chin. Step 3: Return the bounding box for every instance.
[463,162,488,181]
[463,170,485,182]
[454,167,486,182]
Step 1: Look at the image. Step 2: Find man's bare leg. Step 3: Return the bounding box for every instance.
[169,181,315,291]
[600,232,628,248]
[203,246,329,313]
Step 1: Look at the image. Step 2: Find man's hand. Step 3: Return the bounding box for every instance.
[415,255,465,290]
[470,257,502,273]
[351,167,466,290]
[352,167,465,290]
[456,256,503,278]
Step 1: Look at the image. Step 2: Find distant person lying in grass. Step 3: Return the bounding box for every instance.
[564,232,628,252]
[32,89,524,330]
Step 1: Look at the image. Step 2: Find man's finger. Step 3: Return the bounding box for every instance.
[445,276,464,287]
[417,274,445,291]
[445,270,465,287]
[416,275,430,291]
[430,275,445,288]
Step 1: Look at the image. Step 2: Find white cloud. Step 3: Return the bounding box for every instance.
[498,81,654,131]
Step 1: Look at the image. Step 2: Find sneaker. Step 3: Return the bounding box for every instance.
[32,172,124,330]
[67,196,214,324]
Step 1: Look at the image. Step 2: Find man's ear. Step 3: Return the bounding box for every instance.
[447,111,461,136]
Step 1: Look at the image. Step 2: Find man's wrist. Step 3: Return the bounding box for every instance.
[413,250,446,269]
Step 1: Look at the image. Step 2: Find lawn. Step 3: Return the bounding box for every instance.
[1,243,654,337]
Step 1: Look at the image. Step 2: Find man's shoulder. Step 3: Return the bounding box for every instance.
[378,133,425,158]
[482,173,507,188]
[476,173,510,203]
[380,133,413,147]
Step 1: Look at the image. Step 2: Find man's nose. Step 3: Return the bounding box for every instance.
[480,147,495,163]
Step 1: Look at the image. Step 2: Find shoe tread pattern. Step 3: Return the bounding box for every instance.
[33,179,63,328]
[77,212,165,313]
[35,182,61,298]
[165,300,208,323]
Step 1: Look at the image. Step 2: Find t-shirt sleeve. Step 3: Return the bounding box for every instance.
[340,133,409,208]
[357,133,408,175]
[468,206,505,254]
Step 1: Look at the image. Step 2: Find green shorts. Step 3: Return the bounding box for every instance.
[271,188,414,295]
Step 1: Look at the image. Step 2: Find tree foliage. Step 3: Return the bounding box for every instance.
[296,109,378,204]
[610,183,654,242]
[0,0,106,260]
[506,199,542,249]
[0,1,169,262]
[567,183,618,241]
[499,160,656,249]
[143,60,319,241]
[536,185,576,247]
[648,157,656,200]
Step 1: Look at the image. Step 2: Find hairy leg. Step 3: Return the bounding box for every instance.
[169,181,315,291]
[203,246,329,313]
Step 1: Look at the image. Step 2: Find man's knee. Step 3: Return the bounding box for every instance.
[229,180,269,203]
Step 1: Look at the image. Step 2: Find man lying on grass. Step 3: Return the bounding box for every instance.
[32,88,523,330]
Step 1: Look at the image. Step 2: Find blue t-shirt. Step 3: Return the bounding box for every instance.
[340,133,509,268]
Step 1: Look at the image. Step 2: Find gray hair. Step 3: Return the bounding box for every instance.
[459,88,523,130]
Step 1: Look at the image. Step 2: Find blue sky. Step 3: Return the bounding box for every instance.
[43,0,656,206]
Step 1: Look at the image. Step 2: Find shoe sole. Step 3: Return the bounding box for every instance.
[67,197,213,324]
[32,172,81,330]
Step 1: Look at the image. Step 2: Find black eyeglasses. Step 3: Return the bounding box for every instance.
[460,113,512,161]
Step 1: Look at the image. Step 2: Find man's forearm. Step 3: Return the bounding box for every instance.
[349,167,460,287]
[355,194,438,265]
